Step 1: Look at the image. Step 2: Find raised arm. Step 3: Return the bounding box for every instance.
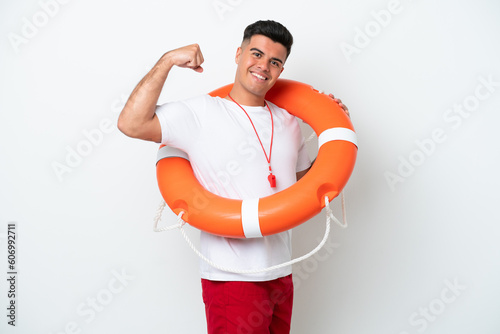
[117,44,204,142]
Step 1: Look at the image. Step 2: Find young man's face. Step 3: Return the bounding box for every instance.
[234,34,287,103]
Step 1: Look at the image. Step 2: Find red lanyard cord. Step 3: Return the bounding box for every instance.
[227,94,276,187]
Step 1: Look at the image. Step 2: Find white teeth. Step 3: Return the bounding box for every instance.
[252,72,266,80]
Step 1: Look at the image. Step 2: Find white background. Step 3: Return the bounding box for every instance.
[1,0,500,333]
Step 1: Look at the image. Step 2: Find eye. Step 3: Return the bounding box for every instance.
[252,52,262,58]
[271,60,283,69]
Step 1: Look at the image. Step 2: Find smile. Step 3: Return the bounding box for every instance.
[251,72,268,81]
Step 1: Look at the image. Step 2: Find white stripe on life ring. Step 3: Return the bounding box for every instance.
[241,198,262,238]
[156,146,189,164]
[318,128,358,148]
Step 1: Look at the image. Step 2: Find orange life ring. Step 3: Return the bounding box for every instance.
[156,79,357,238]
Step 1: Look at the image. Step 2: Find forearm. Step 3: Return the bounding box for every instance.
[117,54,173,139]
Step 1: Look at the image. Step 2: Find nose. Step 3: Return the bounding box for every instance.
[256,57,270,72]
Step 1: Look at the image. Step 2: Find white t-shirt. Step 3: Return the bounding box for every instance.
[156,94,311,281]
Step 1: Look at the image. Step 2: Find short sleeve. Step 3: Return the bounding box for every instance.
[155,96,205,150]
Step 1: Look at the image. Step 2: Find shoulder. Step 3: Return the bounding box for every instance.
[184,94,218,104]
[180,94,225,110]
[266,101,300,123]
[267,101,292,116]
[157,94,220,113]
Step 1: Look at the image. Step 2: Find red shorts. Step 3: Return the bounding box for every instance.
[201,275,294,334]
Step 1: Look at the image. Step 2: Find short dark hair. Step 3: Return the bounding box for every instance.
[242,20,293,59]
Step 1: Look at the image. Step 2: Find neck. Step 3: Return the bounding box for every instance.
[226,84,266,107]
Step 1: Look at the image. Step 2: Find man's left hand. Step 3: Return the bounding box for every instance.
[328,94,350,118]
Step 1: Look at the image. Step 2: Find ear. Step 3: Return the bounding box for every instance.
[235,47,242,64]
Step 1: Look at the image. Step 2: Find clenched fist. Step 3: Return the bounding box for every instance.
[163,44,205,73]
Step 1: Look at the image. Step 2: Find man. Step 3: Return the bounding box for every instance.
[118,20,347,334]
